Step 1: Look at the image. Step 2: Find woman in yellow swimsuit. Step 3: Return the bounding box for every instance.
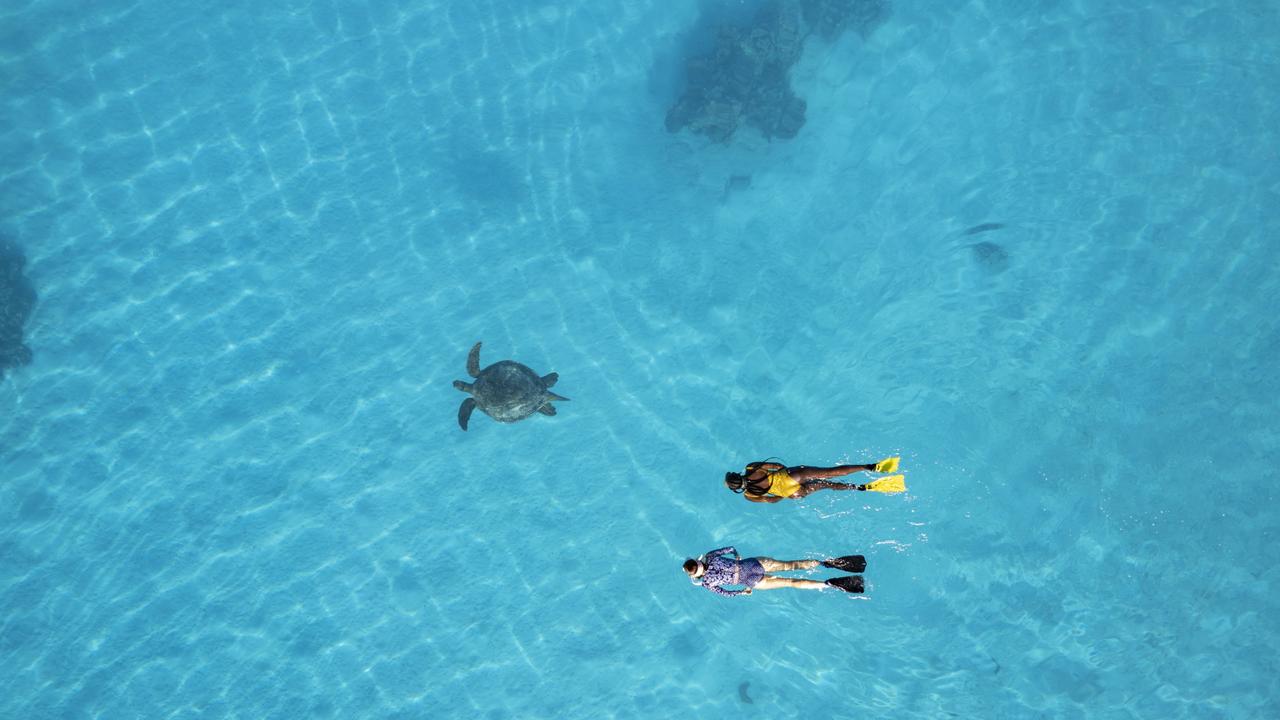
[724,457,905,503]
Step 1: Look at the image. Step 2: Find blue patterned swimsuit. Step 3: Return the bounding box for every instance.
[694,546,765,597]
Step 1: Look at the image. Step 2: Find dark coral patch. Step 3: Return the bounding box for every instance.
[665,1,806,142]
[666,0,888,142]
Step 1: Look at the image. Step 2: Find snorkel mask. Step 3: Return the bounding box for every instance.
[724,472,747,494]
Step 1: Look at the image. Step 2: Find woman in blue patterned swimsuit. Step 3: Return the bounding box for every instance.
[683,546,865,596]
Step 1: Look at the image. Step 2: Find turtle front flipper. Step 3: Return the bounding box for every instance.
[537,403,557,416]
[458,398,477,431]
[466,342,482,377]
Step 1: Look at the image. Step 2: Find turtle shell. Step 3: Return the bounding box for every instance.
[472,360,550,422]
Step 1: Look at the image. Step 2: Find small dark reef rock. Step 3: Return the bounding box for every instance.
[721,174,752,201]
[0,240,36,378]
[666,0,887,142]
[970,241,1011,273]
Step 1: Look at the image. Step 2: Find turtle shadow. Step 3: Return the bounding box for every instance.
[443,142,528,215]
[0,238,36,378]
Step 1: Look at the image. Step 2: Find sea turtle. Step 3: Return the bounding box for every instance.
[452,341,568,431]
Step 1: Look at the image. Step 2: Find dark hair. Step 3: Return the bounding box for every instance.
[683,559,700,575]
[724,472,747,493]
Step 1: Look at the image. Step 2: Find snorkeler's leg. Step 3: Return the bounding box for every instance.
[788,465,875,482]
[792,481,862,497]
[756,557,820,573]
[754,576,828,591]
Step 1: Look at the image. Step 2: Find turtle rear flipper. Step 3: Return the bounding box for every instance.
[458,398,477,431]
[541,372,558,387]
[538,404,557,416]
[466,342,482,377]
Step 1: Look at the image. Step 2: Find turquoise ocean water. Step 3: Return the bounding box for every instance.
[2,1,1278,717]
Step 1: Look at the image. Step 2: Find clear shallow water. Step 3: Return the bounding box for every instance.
[2,0,1278,717]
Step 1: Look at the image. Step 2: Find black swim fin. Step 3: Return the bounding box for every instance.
[825,575,864,593]
[821,555,866,573]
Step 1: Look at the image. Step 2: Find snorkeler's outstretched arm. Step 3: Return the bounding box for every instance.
[744,493,784,504]
[704,546,738,560]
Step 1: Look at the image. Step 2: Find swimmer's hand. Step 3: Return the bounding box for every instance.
[742,588,753,595]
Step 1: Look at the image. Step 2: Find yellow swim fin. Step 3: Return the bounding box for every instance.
[874,456,900,473]
[865,474,906,494]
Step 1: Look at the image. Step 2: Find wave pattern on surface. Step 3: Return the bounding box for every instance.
[1,1,1278,718]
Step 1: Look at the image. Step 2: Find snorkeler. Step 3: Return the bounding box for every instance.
[724,457,905,503]
[684,546,868,596]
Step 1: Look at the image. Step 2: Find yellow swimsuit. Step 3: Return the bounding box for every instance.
[748,469,802,498]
